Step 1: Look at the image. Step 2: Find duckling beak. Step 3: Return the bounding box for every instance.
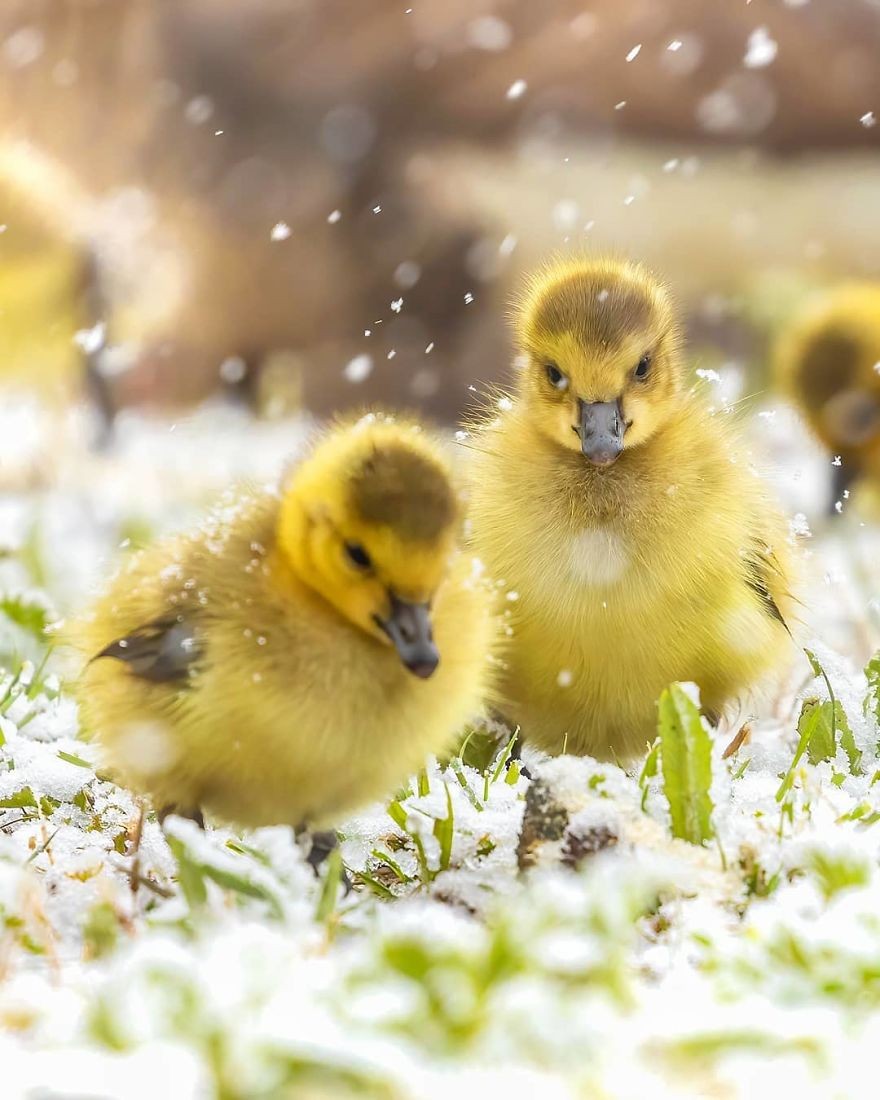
[375,593,439,679]
[576,399,625,466]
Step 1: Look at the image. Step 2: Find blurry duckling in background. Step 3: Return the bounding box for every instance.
[465,257,797,762]
[774,283,880,513]
[72,414,495,844]
[0,172,116,444]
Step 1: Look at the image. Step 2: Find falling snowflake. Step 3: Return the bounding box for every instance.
[219,357,247,384]
[73,323,106,356]
[270,222,291,242]
[743,27,778,69]
[506,79,527,100]
[467,16,513,52]
[343,355,373,383]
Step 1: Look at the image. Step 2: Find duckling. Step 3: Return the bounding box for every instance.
[774,283,880,511]
[464,257,796,761]
[72,414,495,830]
[0,163,115,442]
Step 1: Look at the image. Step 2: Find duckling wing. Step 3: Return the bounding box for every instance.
[92,615,202,683]
[743,540,790,635]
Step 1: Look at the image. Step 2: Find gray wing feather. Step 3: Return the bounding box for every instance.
[93,616,202,683]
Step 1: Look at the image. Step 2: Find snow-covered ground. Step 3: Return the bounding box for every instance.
[1,385,879,1100]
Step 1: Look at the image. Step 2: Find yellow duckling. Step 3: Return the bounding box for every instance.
[0,168,115,440]
[774,283,880,509]
[72,414,495,831]
[465,257,796,761]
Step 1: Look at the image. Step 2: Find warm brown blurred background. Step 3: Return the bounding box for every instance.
[2,0,880,422]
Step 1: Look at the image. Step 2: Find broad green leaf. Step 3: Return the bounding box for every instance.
[777,699,825,802]
[805,700,836,765]
[0,594,49,641]
[801,699,861,773]
[166,836,208,909]
[0,786,37,810]
[657,684,714,845]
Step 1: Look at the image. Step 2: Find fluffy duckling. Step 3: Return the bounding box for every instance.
[72,414,495,829]
[0,172,115,441]
[774,283,880,510]
[465,257,795,761]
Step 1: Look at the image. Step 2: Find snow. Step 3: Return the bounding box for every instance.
[344,354,374,383]
[467,17,513,53]
[743,27,778,69]
[0,396,879,1097]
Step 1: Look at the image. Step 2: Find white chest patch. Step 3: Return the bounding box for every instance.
[569,528,630,586]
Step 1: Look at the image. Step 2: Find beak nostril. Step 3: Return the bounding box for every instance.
[377,595,438,676]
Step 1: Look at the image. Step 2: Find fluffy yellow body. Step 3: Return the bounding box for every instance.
[468,400,794,758]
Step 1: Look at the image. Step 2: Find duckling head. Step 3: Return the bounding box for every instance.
[513,258,684,466]
[278,415,459,678]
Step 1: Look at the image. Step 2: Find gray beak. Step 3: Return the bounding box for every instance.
[376,593,439,679]
[577,399,625,466]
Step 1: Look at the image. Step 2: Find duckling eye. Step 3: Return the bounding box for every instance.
[634,353,652,380]
[545,362,568,391]
[344,542,372,570]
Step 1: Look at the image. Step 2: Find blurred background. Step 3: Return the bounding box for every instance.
[2,0,880,428]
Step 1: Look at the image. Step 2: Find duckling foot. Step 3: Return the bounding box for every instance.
[304,829,353,893]
[157,805,206,830]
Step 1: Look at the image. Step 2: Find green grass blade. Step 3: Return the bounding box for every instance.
[433,783,454,872]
